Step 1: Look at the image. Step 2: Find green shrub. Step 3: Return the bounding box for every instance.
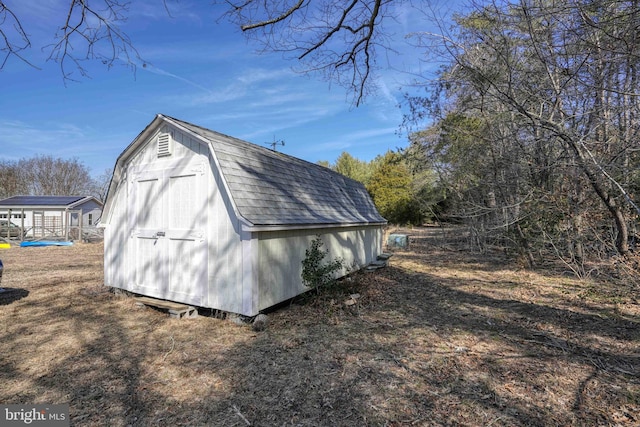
[301,235,344,293]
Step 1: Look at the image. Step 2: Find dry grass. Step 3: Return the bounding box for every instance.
[0,228,638,426]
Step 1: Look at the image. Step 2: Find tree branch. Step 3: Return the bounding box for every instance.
[219,0,391,106]
[47,0,142,81]
[0,2,39,69]
[299,0,359,60]
[241,0,306,31]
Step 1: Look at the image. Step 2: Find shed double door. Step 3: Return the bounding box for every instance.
[131,161,208,306]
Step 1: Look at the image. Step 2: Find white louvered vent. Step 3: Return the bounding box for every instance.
[157,132,172,157]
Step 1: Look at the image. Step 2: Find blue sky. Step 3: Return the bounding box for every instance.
[0,1,457,177]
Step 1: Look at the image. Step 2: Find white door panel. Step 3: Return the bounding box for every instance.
[131,160,207,306]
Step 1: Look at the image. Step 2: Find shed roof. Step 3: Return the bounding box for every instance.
[0,195,102,208]
[107,114,386,229]
[166,116,386,227]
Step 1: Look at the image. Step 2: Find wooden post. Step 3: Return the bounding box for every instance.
[20,208,24,241]
[78,209,83,242]
[64,210,69,240]
[6,209,11,239]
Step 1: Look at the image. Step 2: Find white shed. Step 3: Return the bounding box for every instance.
[101,114,387,316]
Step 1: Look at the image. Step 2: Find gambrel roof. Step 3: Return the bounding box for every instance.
[168,116,386,227]
[106,114,386,230]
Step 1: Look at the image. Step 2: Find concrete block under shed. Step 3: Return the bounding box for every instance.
[134,296,198,319]
[387,234,409,249]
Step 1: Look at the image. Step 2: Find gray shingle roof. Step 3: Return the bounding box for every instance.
[166,116,386,227]
[0,196,87,207]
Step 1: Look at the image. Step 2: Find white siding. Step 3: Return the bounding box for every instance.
[104,123,251,313]
[105,125,210,298]
[104,175,131,291]
[0,210,64,231]
[205,151,245,313]
[255,226,384,312]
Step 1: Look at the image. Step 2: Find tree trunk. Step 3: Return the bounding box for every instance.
[564,136,629,256]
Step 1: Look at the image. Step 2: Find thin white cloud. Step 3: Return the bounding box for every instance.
[1,120,83,152]
[247,92,314,108]
[128,0,203,22]
[305,127,398,152]
[136,36,251,64]
[375,76,399,106]
[0,120,126,173]
[139,63,213,94]
[214,103,329,121]
[238,110,334,141]
[176,67,305,107]
[5,0,60,31]
[237,68,293,84]
[343,127,399,142]
[293,124,403,163]
[307,140,354,153]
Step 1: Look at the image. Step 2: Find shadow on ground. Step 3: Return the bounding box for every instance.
[0,238,638,426]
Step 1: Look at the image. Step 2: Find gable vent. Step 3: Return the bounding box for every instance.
[157,132,172,157]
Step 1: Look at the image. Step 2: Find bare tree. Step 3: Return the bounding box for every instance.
[0,160,28,198]
[19,155,93,196]
[218,0,409,105]
[0,0,141,81]
[89,167,113,202]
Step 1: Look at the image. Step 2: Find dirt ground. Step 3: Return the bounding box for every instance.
[0,227,638,426]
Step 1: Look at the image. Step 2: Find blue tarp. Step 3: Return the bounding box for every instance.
[20,241,74,247]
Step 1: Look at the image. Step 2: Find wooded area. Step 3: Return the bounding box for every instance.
[314,0,640,269]
[406,0,640,265]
